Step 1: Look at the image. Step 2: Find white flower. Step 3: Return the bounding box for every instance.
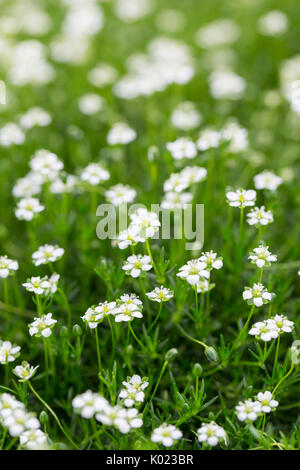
[105,184,136,206]
[196,278,213,294]
[199,251,223,271]
[44,273,60,296]
[161,191,193,210]
[256,391,279,413]
[146,286,173,303]
[166,137,197,160]
[115,0,152,23]
[78,94,104,115]
[271,314,294,333]
[88,63,118,87]
[117,407,143,433]
[226,189,256,208]
[254,170,283,191]
[50,174,78,194]
[0,341,21,364]
[13,362,39,382]
[197,422,226,447]
[30,149,63,182]
[119,375,149,407]
[247,206,274,226]
[210,71,246,100]
[20,107,51,129]
[81,307,103,329]
[122,254,152,278]
[12,174,42,198]
[81,163,110,185]
[23,276,51,295]
[114,303,143,323]
[236,399,262,422]
[0,255,19,278]
[248,245,277,268]
[171,102,202,131]
[242,283,273,307]
[177,259,210,286]
[129,208,160,239]
[94,301,117,319]
[119,293,143,307]
[107,122,136,145]
[15,197,45,221]
[72,391,108,419]
[151,423,183,447]
[0,123,25,147]
[197,129,221,151]
[249,320,279,342]
[32,244,64,266]
[117,225,145,249]
[222,121,248,152]
[258,11,288,37]
[179,166,207,186]
[3,409,40,437]
[195,19,239,49]
[29,313,57,338]
[0,393,25,419]
[19,429,48,449]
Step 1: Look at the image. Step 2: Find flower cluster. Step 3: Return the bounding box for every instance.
[236,391,279,423]
[249,314,294,342]
[119,375,149,407]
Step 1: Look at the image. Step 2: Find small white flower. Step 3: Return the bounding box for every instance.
[171,101,202,131]
[72,390,108,419]
[19,429,48,449]
[0,255,19,278]
[88,63,118,87]
[32,244,64,266]
[81,163,110,185]
[44,273,60,296]
[271,314,294,333]
[254,170,283,191]
[15,197,45,221]
[166,137,197,160]
[196,278,213,294]
[23,276,51,295]
[129,208,160,239]
[20,107,51,129]
[256,391,279,413]
[0,341,21,364]
[28,313,57,338]
[249,320,279,342]
[78,93,104,115]
[12,174,42,198]
[114,303,143,323]
[119,293,143,307]
[96,404,143,433]
[236,399,262,422]
[122,254,152,278]
[247,206,274,226]
[0,123,25,147]
[151,423,183,447]
[199,251,223,271]
[81,307,103,329]
[161,191,193,210]
[105,184,136,206]
[242,283,274,307]
[107,122,136,145]
[222,121,248,153]
[258,10,288,37]
[119,374,149,407]
[117,225,145,249]
[50,174,78,194]
[248,245,277,268]
[146,286,174,303]
[210,71,246,100]
[0,393,24,419]
[94,301,117,319]
[30,149,63,182]
[226,189,256,208]
[197,422,226,447]
[197,129,221,151]
[13,361,39,382]
[3,409,40,437]
[177,259,210,286]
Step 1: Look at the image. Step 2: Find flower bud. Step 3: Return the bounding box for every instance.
[39,410,49,426]
[73,324,82,337]
[60,326,69,338]
[204,346,218,362]
[165,348,178,362]
[192,363,203,377]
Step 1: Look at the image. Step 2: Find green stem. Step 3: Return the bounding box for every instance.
[58,288,72,329]
[145,239,160,279]
[95,328,102,377]
[272,363,294,395]
[128,322,145,349]
[231,305,255,352]
[272,335,280,378]
[175,323,208,349]
[143,360,168,418]
[148,302,163,333]
[28,381,79,449]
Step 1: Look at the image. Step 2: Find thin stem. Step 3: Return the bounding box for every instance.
[107,316,116,362]
[3,279,9,329]
[94,328,102,377]
[239,207,244,241]
[175,323,208,349]
[128,322,145,349]
[143,360,168,418]
[43,338,49,394]
[145,239,160,278]
[28,381,79,449]
[58,288,72,329]
[272,363,294,395]
[231,305,255,352]
[148,302,163,333]
[272,335,281,378]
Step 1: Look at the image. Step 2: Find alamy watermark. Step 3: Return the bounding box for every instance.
[96,203,204,251]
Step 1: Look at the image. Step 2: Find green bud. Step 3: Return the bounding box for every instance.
[192,363,203,377]
[39,410,49,426]
[60,326,69,338]
[165,348,178,362]
[73,324,83,337]
[204,346,218,362]
[126,344,134,355]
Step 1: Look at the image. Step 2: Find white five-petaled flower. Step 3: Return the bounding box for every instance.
[146,286,174,303]
[13,361,39,382]
[247,206,274,226]
[161,191,193,210]
[0,340,21,364]
[32,244,64,266]
[119,293,143,307]
[197,129,221,151]
[28,313,57,338]
[151,423,183,447]
[114,303,143,323]
[81,163,110,185]
[105,184,136,206]
[2,409,40,437]
[30,149,63,182]
[96,405,143,433]
[129,208,160,239]
[122,254,152,278]
[235,399,262,422]
[119,374,149,407]
[72,390,109,419]
[15,197,45,221]
[0,123,25,147]
[198,251,223,271]
[271,314,294,333]
[171,101,202,131]
[94,301,117,319]
[254,170,283,191]
[23,276,51,295]
[248,245,277,268]
[117,225,145,249]
[107,122,136,145]
[19,429,48,449]
[242,283,273,307]
[249,320,279,342]
[166,137,197,160]
[256,391,279,413]
[78,93,104,115]
[226,189,256,208]
[20,107,51,129]
[177,259,210,286]
[0,255,19,278]
[197,422,226,447]
[81,307,103,329]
